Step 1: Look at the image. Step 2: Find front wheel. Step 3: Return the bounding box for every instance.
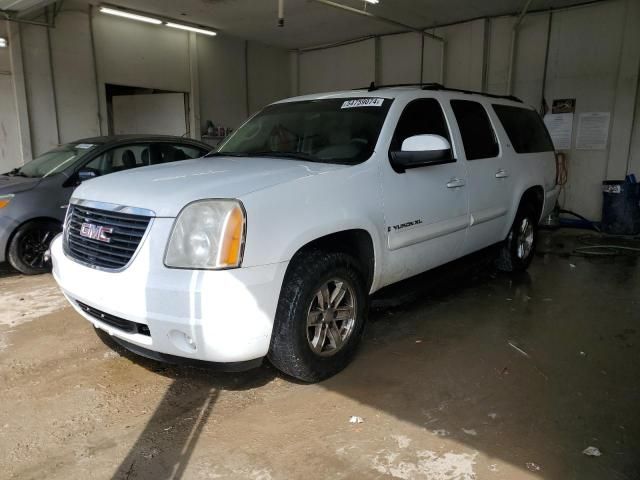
[7,220,61,275]
[496,204,538,273]
[268,251,368,382]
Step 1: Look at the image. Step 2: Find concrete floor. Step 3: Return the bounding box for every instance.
[0,230,638,480]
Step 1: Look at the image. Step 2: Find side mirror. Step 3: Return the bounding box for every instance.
[77,168,97,183]
[390,134,454,173]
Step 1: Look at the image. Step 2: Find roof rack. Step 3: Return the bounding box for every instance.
[359,82,522,103]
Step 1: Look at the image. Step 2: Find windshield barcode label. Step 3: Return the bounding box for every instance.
[341,98,384,109]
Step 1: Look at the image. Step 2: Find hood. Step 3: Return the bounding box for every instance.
[72,156,348,217]
[0,174,42,195]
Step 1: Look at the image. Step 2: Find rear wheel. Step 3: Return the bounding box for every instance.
[268,250,368,382]
[496,204,538,272]
[7,220,61,275]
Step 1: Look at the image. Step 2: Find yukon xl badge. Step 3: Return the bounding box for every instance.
[388,219,423,233]
[80,223,114,243]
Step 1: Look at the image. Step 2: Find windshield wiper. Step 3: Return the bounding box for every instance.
[5,168,29,177]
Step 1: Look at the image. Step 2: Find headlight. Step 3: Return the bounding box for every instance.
[165,199,246,270]
[0,194,14,209]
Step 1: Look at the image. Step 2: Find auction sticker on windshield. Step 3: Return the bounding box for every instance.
[75,144,95,149]
[341,98,384,109]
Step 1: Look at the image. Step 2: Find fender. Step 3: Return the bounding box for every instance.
[239,162,387,290]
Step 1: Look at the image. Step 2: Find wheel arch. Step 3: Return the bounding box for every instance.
[520,185,545,221]
[286,228,377,292]
[5,216,63,256]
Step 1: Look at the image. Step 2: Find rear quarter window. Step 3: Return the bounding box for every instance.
[492,104,554,154]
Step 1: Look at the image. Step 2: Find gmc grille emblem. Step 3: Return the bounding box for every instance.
[80,223,113,243]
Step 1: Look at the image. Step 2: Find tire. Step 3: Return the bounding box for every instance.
[496,204,538,273]
[7,220,61,275]
[268,250,368,382]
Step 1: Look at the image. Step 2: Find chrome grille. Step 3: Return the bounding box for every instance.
[64,204,152,270]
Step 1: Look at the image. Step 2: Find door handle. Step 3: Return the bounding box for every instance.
[446,177,466,188]
[495,169,509,178]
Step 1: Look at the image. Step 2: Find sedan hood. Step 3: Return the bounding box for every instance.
[0,174,41,195]
[72,156,347,217]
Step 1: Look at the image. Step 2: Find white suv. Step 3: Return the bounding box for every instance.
[51,85,559,382]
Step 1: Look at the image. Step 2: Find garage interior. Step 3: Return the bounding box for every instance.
[1,0,639,478]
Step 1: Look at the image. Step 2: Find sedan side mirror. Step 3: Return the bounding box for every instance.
[77,168,97,183]
[390,134,454,173]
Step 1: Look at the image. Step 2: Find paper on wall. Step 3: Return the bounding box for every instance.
[576,112,610,150]
[543,113,573,150]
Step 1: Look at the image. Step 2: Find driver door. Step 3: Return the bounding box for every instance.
[379,98,470,285]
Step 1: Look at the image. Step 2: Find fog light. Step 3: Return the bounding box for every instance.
[168,330,197,353]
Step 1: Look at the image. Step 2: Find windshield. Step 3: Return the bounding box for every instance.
[214,97,393,165]
[6,143,98,178]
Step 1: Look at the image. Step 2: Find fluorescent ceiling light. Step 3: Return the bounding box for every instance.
[100,7,162,24]
[0,38,6,48]
[365,0,379,4]
[165,22,217,36]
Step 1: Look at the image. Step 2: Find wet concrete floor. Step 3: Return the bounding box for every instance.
[0,230,638,479]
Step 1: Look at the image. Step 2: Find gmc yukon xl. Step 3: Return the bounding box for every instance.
[51,85,559,382]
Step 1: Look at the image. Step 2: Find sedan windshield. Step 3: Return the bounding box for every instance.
[214,97,393,165]
[6,143,98,178]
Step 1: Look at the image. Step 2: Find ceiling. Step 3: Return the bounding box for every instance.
[0,0,56,14]
[8,0,604,49]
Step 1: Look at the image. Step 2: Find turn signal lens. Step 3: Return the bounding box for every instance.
[217,205,245,268]
[0,194,14,209]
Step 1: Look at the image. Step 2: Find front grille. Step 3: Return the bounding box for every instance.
[76,300,151,336]
[64,204,151,270]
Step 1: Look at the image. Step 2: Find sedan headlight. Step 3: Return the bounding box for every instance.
[0,194,14,209]
[165,199,246,270]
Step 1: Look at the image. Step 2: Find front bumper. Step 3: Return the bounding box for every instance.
[50,220,288,364]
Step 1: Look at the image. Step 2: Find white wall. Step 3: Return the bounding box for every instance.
[247,42,291,114]
[52,10,100,143]
[197,34,247,132]
[7,3,291,163]
[542,1,629,219]
[379,32,422,85]
[293,0,640,220]
[437,19,486,91]
[22,22,58,156]
[299,39,375,94]
[0,20,25,172]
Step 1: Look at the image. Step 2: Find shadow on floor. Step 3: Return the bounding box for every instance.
[96,332,276,480]
[0,262,20,279]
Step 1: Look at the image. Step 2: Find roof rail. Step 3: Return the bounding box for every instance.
[359,82,523,103]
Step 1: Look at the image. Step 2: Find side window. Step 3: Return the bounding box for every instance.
[390,98,451,153]
[450,100,499,160]
[83,145,149,176]
[145,143,204,165]
[492,104,554,153]
[172,144,207,160]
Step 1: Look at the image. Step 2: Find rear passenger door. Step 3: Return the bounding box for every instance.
[450,100,514,255]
